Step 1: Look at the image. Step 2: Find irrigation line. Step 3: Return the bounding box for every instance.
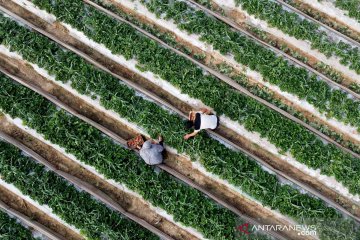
[0,130,174,240]
[0,199,65,240]
[1,55,359,231]
[1,5,359,224]
[158,164,288,240]
[0,69,288,240]
[2,0,359,160]
[274,0,360,48]
[184,0,360,99]
[0,63,288,240]
[84,0,360,159]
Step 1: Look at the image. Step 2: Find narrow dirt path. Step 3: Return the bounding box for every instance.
[200,0,360,88]
[286,0,360,43]
[0,200,64,240]
[0,52,310,240]
[0,184,84,240]
[0,1,358,222]
[88,0,360,151]
[0,115,198,240]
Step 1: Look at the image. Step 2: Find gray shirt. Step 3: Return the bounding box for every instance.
[139,140,164,165]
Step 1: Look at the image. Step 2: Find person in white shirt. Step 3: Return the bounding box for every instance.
[184,108,219,140]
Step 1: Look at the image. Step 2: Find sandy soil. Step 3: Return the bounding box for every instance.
[0,184,83,240]
[0,45,310,240]
[292,0,360,40]
[210,0,360,87]
[1,0,359,236]
[0,115,199,240]
[100,0,360,148]
[53,0,360,211]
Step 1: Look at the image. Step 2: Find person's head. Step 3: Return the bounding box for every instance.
[185,120,194,129]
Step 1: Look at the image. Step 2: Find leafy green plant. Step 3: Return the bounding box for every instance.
[334,0,360,23]
[284,0,360,43]
[137,0,360,129]
[195,0,360,75]
[0,141,158,240]
[0,74,273,240]
[8,2,360,194]
[38,0,360,132]
[350,82,360,94]
[0,52,359,239]
[92,0,360,154]
[0,211,39,240]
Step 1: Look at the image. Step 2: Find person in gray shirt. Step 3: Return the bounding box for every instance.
[138,136,164,165]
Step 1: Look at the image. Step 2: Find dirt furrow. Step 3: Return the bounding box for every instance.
[286,0,360,43]
[90,0,360,150]
[0,0,359,223]
[2,0,358,155]
[0,184,83,240]
[0,115,199,240]
[0,50,310,240]
[202,0,360,88]
[1,0,359,233]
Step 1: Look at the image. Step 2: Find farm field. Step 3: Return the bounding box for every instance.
[0,0,359,239]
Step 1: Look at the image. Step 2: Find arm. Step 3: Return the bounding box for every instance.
[188,111,194,120]
[184,131,199,140]
[200,108,211,115]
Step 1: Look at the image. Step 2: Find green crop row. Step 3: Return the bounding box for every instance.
[33,0,360,129]
[227,0,360,73]
[0,75,272,240]
[16,1,360,193]
[334,0,360,23]
[91,0,360,155]
[1,66,359,240]
[248,22,355,88]
[0,22,359,239]
[0,140,158,240]
[135,0,360,130]
[283,0,360,44]
[0,211,38,240]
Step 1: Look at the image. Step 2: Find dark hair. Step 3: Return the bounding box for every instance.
[185,120,194,129]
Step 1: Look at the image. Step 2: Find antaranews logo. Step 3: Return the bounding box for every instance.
[237,223,250,235]
[236,223,317,236]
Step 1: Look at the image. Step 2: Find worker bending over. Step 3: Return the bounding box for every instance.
[184,108,219,140]
[127,135,164,165]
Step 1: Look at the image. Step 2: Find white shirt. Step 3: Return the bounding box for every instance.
[194,112,218,132]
